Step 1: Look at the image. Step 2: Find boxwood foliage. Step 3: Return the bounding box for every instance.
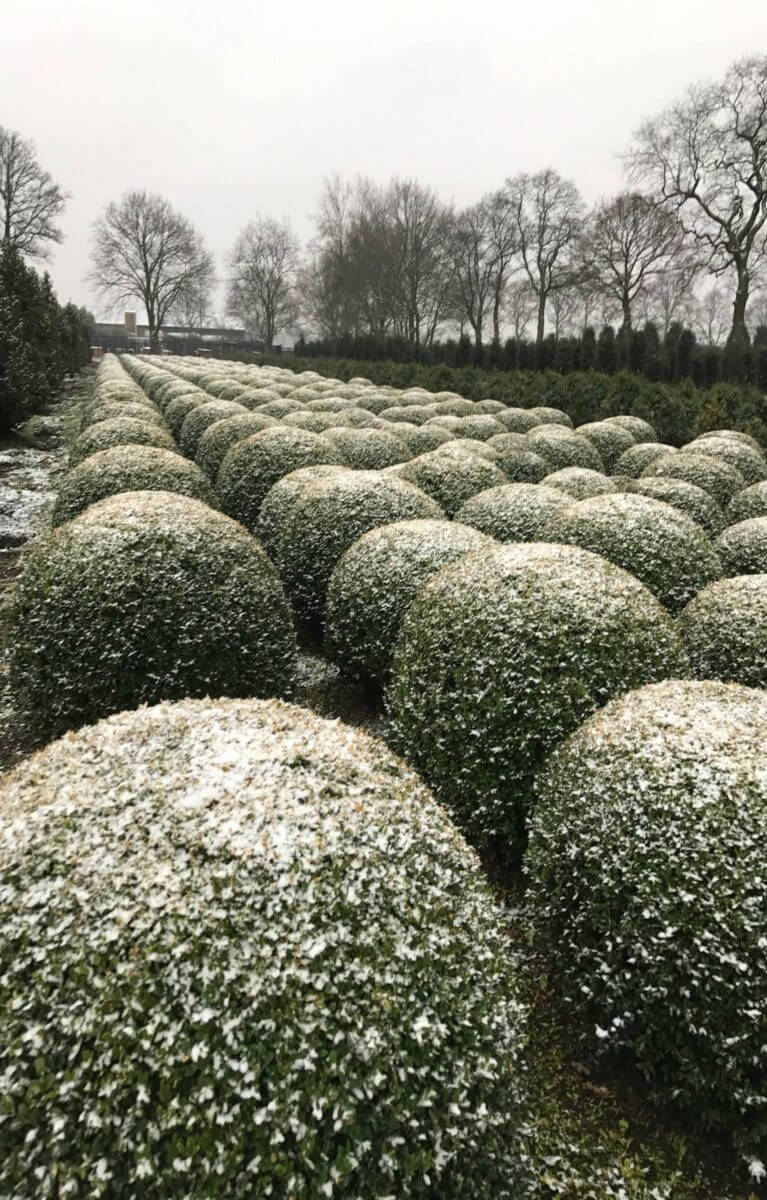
[541,468,617,500]
[686,434,767,485]
[715,516,767,575]
[217,427,346,534]
[194,412,278,480]
[325,519,494,687]
[388,423,453,455]
[545,493,722,612]
[391,448,507,517]
[386,542,687,856]
[79,399,165,432]
[679,574,767,688]
[255,466,347,562]
[455,483,571,543]
[273,469,443,628]
[164,393,211,437]
[726,480,767,525]
[613,442,677,478]
[69,417,177,467]
[641,450,746,506]
[0,696,530,1200]
[576,421,636,472]
[695,428,763,452]
[527,406,573,427]
[495,407,545,433]
[629,476,726,537]
[605,414,657,441]
[525,427,605,473]
[7,491,297,742]
[526,679,767,1142]
[178,400,249,458]
[51,446,216,526]
[324,427,411,469]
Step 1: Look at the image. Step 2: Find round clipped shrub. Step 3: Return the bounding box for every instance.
[281,410,353,433]
[165,392,210,437]
[324,427,410,469]
[526,426,604,472]
[695,427,763,452]
[52,446,216,526]
[79,400,164,432]
[217,427,345,534]
[455,414,507,441]
[391,423,453,455]
[679,574,767,688]
[605,414,656,441]
[642,450,746,506]
[352,391,399,415]
[194,412,278,480]
[69,417,176,467]
[392,448,507,518]
[178,400,248,458]
[495,408,543,433]
[576,421,636,471]
[455,483,570,543]
[614,441,678,478]
[256,466,346,560]
[387,542,687,853]
[434,397,476,416]
[7,492,297,741]
[274,469,443,626]
[381,404,435,426]
[629,476,726,537]
[541,467,616,500]
[438,438,499,461]
[545,492,721,612]
[255,397,305,417]
[527,679,767,1139]
[0,696,529,1199]
[485,443,549,483]
[474,399,506,414]
[527,405,573,427]
[325,519,493,686]
[686,434,767,485]
[726,480,767,524]
[716,516,767,575]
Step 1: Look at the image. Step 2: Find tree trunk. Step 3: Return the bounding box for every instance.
[729,267,750,345]
[536,293,546,344]
[492,286,502,343]
[621,291,632,333]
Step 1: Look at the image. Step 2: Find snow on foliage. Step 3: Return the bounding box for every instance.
[194,412,278,480]
[540,467,617,500]
[613,442,678,478]
[641,450,746,506]
[527,679,767,1143]
[178,399,249,458]
[390,448,507,517]
[69,416,177,468]
[679,573,767,688]
[575,421,636,472]
[455,483,571,542]
[627,476,726,537]
[716,516,767,575]
[727,481,767,525]
[687,434,767,485]
[525,426,605,473]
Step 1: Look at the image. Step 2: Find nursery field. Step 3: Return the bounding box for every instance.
[1,352,766,1198]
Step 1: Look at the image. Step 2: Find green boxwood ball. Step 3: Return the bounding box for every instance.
[455,415,507,441]
[679,574,767,688]
[391,449,507,518]
[0,696,529,1199]
[716,517,767,575]
[527,406,573,427]
[438,438,499,461]
[541,467,617,500]
[217,428,345,534]
[544,492,721,612]
[527,679,767,1139]
[324,427,410,469]
[526,427,604,472]
[629,476,726,537]
[695,428,763,452]
[494,408,544,433]
[390,423,454,455]
[274,470,443,627]
[194,412,278,480]
[178,400,248,458]
[256,466,347,561]
[576,421,636,472]
[386,542,687,854]
[485,434,549,482]
[69,417,176,467]
[52,446,216,526]
[7,491,297,742]
[605,414,657,441]
[614,442,678,478]
[325,519,493,686]
[686,435,767,485]
[79,400,164,432]
[641,451,746,506]
[726,481,767,525]
[164,393,210,436]
[434,397,476,416]
[455,483,570,542]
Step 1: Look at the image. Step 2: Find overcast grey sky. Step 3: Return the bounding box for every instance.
[3,0,765,317]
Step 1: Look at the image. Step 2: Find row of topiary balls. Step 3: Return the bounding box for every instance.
[3,354,767,1185]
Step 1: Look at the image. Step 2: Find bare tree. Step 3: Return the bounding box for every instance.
[634,256,699,337]
[227,216,300,349]
[627,55,767,343]
[381,178,455,350]
[504,168,585,343]
[583,192,687,331]
[502,278,537,340]
[692,282,733,346]
[0,126,68,259]
[451,201,497,348]
[90,191,214,351]
[548,287,579,339]
[168,275,215,340]
[485,190,518,343]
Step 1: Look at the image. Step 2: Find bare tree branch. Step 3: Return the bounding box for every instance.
[0,127,68,259]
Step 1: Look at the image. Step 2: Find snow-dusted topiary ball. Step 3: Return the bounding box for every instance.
[0,697,530,1200]
[178,400,248,458]
[325,519,493,686]
[544,492,721,611]
[164,392,210,437]
[495,408,544,433]
[438,438,499,461]
[392,423,454,455]
[391,449,507,518]
[484,435,549,482]
[641,450,746,506]
[541,467,617,500]
[7,492,297,741]
[273,470,443,627]
[455,414,507,441]
[716,516,767,575]
[381,404,436,426]
[194,412,278,480]
[686,434,767,485]
[79,399,165,432]
[387,542,687,854]
[434,397,476,416]
[455,483,570,542]
[256,466,348,561]
[696,428,763,452]
[613,442,677,478]
[527,405,573,427]
[727,481,767,525]
[52,446,216,526]
[527,679,767,1139]
[629,476,726,537]
[69,417,176,467]
[324,427,410,469]
[526,426,604,472]
[605,414,657,441]
[576,421,636,472]
[217,427,345,534]
[679,574,767,688]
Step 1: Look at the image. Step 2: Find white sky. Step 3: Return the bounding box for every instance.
[3,0,765,317]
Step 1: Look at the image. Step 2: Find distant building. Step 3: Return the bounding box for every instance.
[91,312,269,355]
